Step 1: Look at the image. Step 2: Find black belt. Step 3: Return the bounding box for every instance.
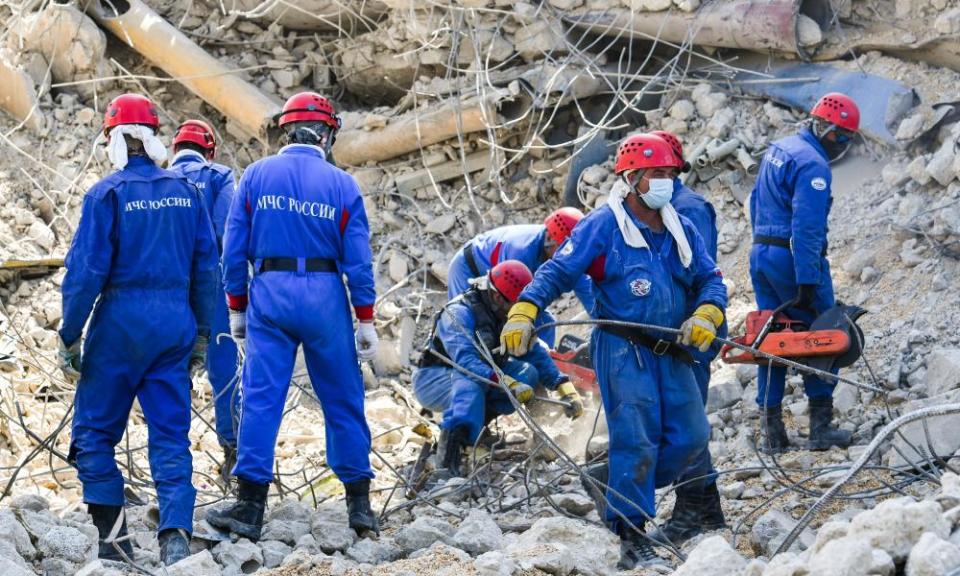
[599,325,693,365]
[258,258,337,273]
[462,243,482,277]
[755,235,828,257]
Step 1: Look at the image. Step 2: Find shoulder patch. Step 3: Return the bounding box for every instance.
[811,177,827,191]
[559,241,574,257]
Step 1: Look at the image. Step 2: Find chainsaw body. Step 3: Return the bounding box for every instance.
[550,334,599,393]
[721,305,864,367]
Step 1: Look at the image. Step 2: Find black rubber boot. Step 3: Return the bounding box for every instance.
[436,426,469,478]
[206,478,269,541]
[648,486,703,546]
[158,528,191,566]
[808,397,853,451]
[618,524,668,570]
[345,480,380,537]
[219,445,237,485]
[761,405,791,454]
[88,504,134,561]
[700,482,727,531]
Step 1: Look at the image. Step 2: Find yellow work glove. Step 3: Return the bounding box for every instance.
[557,381,584,419]
[502,374,534,404]
[679,303,724,352]
[499,302,538,356]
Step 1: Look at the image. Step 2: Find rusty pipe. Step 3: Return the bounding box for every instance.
[84,0,281,140]
[333,92,529,166]
[566,0,832,60]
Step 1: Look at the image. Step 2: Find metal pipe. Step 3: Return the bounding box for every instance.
[566,0,832,60]
[698,138,740,167]
[736,147,759,175]
[83,0,281,140]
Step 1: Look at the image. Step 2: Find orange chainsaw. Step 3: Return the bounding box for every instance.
[550,334,599,393]
[721,302,866,372]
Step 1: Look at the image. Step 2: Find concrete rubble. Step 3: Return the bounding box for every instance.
[1,0,960,574]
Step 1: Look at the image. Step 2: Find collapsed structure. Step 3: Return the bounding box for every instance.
[1,0,960,574]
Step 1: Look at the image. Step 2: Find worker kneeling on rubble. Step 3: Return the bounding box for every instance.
[168,119,240,482]
[59,94,219,566]
[447,207,594,346]
[212,92,379,541]
[500,134,727,569]
[750,92,860,454]
[415,260,584,478]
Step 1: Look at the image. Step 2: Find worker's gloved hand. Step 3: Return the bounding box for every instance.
[189,335,208,376]
[557,381,584,420]
[679,303,724,353]
[502,374,534,404]
[356,321,378,362]
[500,302,538,357]
[58,336,82,382]
[794,284,817,311]
[229,309,246,341]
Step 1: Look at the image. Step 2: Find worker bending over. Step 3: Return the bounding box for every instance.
[750,93,860,453]
[212,92,379,541]
[59,94,219,565]
[447,208,593,346]
[168,119,240,481]
[501,134,727,569]
[415,260,583,477]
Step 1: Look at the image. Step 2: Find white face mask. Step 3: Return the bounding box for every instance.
[640,178,673,209]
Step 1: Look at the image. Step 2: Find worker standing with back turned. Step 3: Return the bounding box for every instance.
[500,134,727,569]
[59,93,219,566]
[210,92,379,541]
[749,93,860,454]
[646,129,727,545]
[168,119,240,482]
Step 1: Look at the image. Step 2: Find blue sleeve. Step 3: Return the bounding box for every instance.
[340,175,376,316]
[190,198,220,338]
[681,199,718,262]
[436,304,495,382]
[59,189,116,346]
[572,274,595,314]
[687,224,728,312]
[521,211,610,309]
[222,168,253,302]
[212,169,236,246]
[791,161,831,285]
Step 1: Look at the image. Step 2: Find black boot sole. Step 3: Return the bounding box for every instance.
[206,515,262,542]
[647,525,702,546]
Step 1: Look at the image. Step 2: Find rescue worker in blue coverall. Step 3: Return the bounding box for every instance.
[447,208,594,347]
[646,130,727,546]
[58,94,219,566]
[168,119,240,482]
[413,260,584,476]
[500,134,727,569]
[209,92,379,542]
[750,92,860,454]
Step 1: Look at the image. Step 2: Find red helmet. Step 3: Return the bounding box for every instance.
[810,92,860,132]
[103,93,159,135]
[173,119,216,153]
[614,134,679,174]
[278,92,341,131]
[650,130,683,162]
[488,260,533,303]
[544,207,584,245]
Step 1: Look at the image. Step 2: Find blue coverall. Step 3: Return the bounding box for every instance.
[749,128,836,408]
[222,144,375,486]
[519,204,727,529]
[672,180,724,489]
[412,295,567,441]
[61,155,219,533]
[169,149,239,447]
[448,225,595,346]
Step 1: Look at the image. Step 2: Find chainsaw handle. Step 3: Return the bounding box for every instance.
[751,300,795,352]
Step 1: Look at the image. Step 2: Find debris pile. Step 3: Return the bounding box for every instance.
[2,0,960,574]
